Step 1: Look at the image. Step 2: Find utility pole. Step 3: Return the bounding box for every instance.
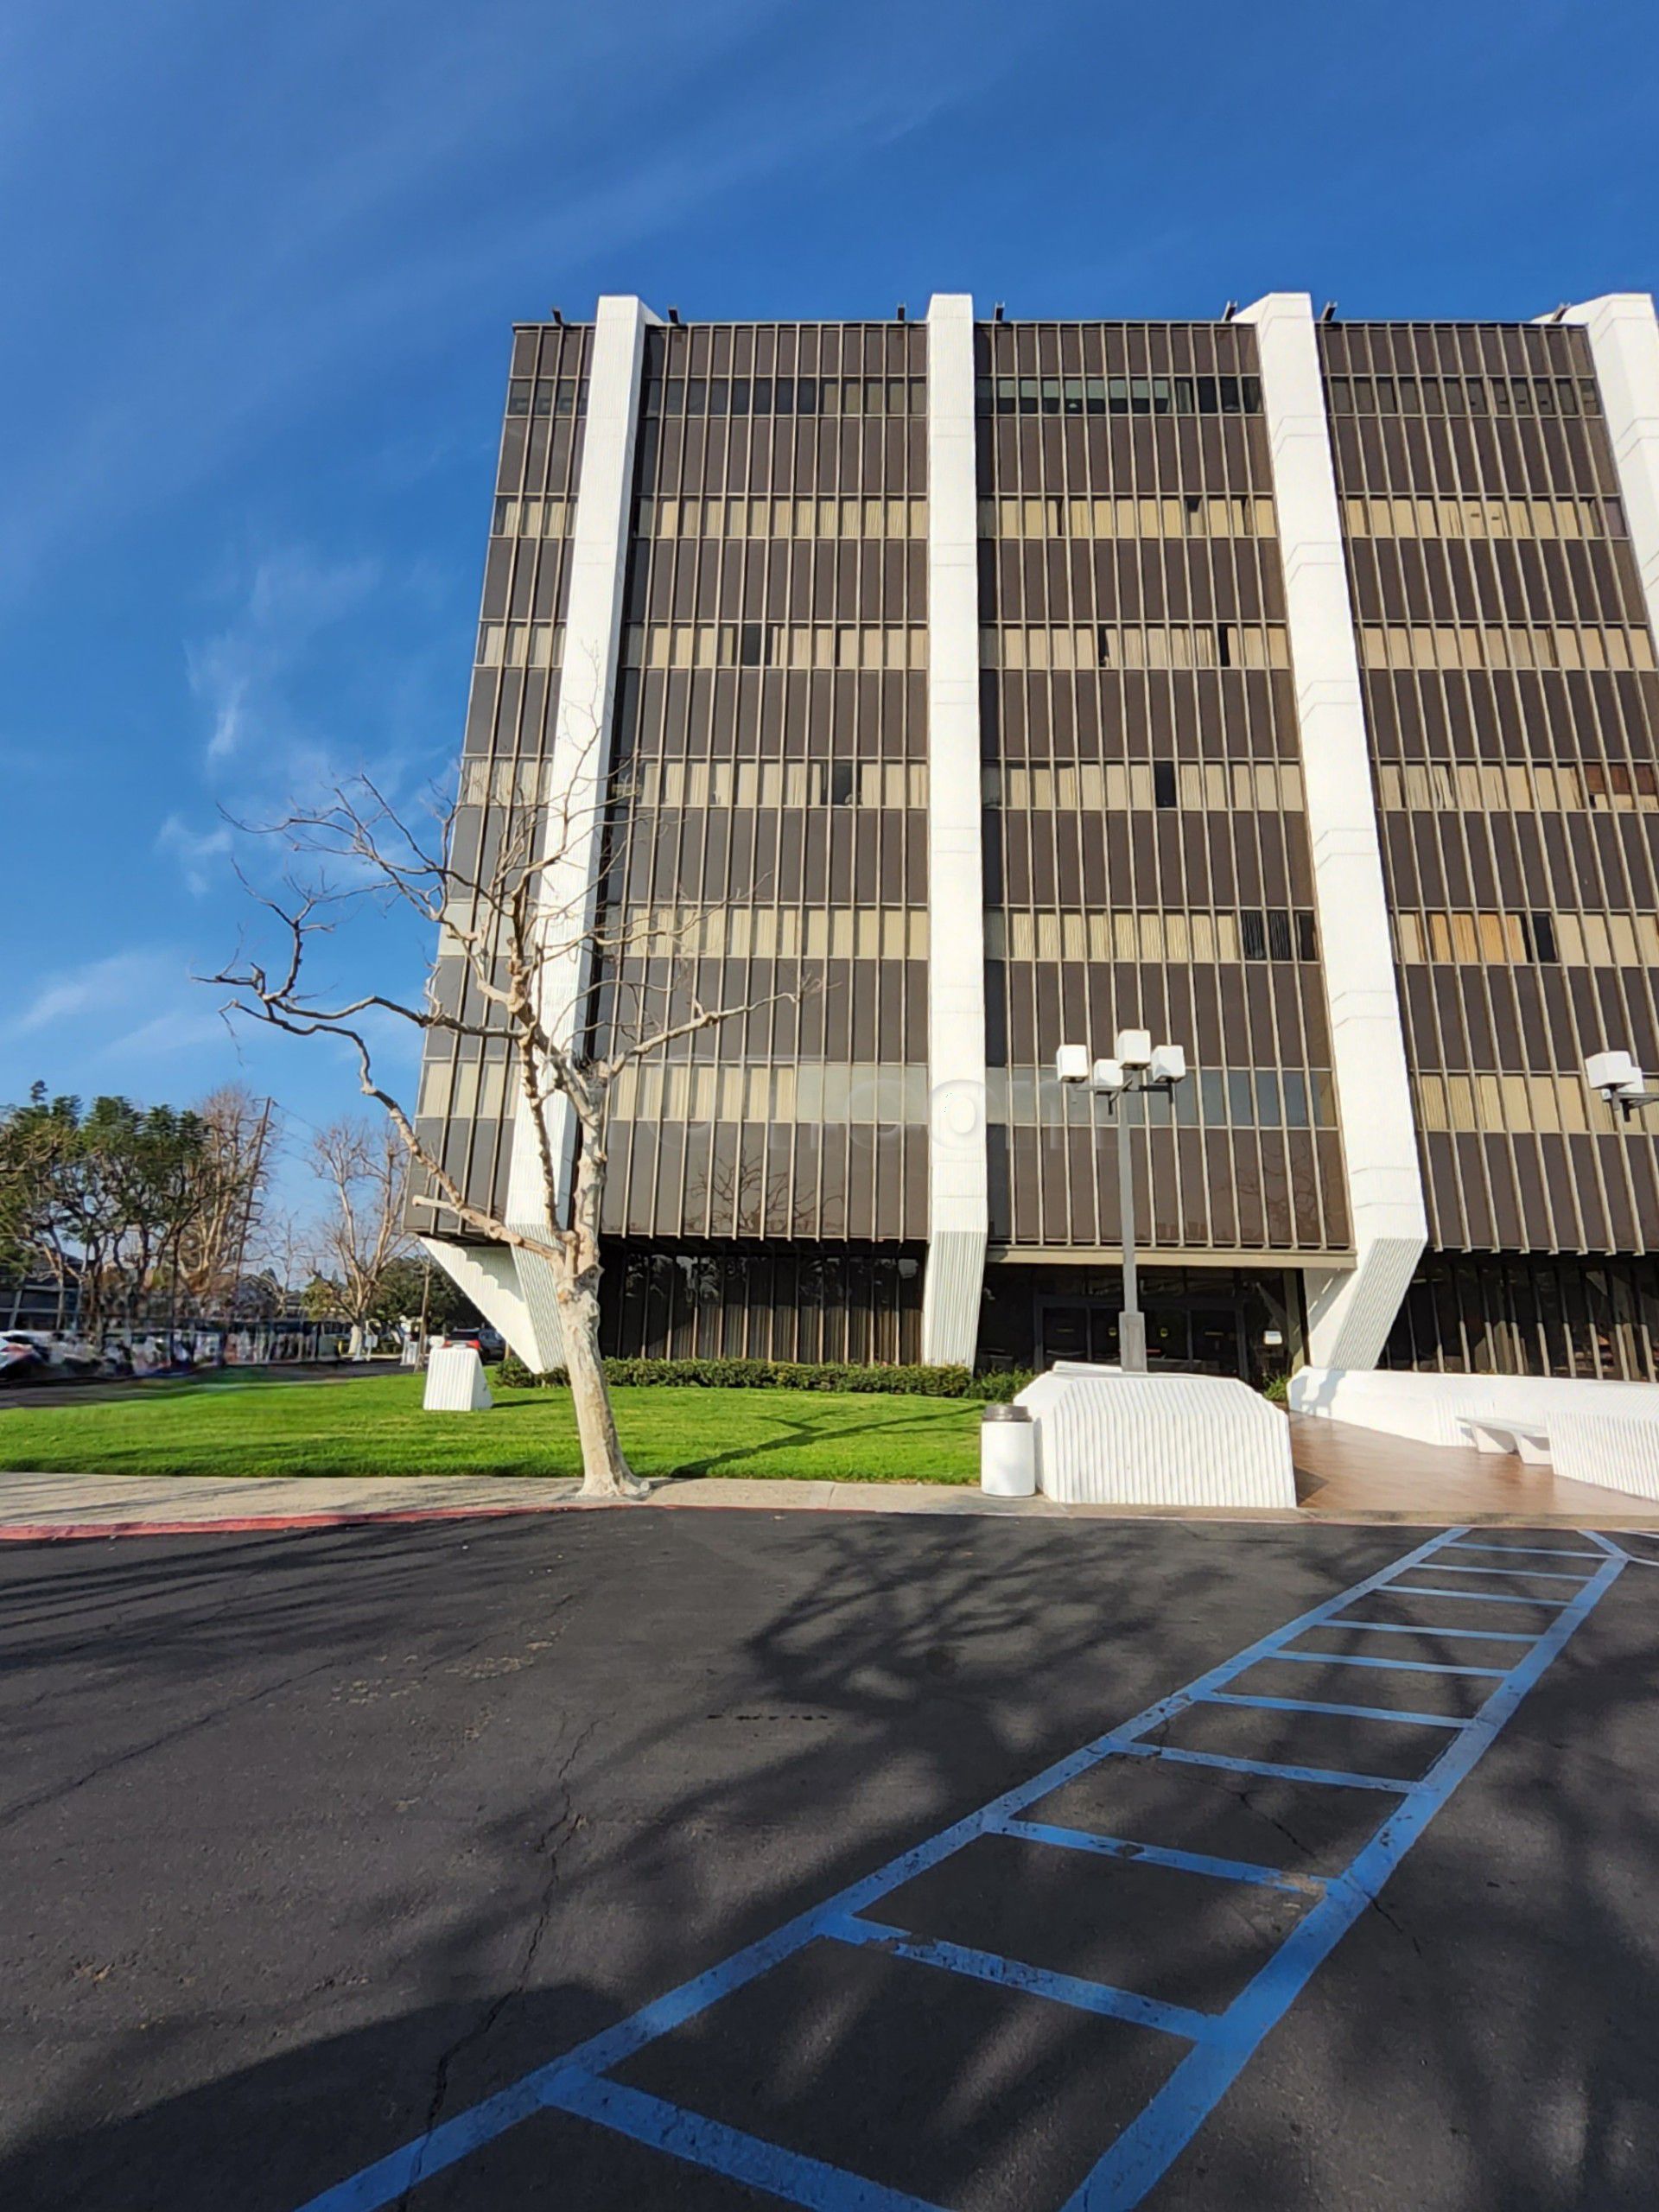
[227,1098,273,1317]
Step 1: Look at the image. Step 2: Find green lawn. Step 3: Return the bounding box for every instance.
[0,1371,980,1484]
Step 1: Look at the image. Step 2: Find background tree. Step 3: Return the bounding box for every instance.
[369,1253,480,1337]
[0,1088,223,1332]
[212,753,777,1499]
[306,1116,413,1359]
[174,1085,276,1314]
[0,1088,82,1323]
[250,1205,316,1319]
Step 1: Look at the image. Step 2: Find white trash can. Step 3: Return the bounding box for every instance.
[980,1402,1036,1497]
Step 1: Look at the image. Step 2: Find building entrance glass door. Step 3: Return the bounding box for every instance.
[1037,1298,1245,1376]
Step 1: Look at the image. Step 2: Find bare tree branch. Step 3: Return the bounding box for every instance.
[208,732,789,1499]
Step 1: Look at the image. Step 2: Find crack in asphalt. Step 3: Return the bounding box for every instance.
[395,1707,601,2210]
[0,1649,351,1829]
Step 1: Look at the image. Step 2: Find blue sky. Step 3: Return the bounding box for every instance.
[3,0,1656,1210]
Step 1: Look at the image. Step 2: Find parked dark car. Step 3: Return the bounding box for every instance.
[442,1324,505,1361]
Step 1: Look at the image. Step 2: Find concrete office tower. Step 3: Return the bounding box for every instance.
[410,295,1659,1384]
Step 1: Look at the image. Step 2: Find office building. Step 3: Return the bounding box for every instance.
[412,292,1659,1382]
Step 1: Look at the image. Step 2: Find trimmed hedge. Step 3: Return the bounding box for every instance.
[494,1352,1035,1402]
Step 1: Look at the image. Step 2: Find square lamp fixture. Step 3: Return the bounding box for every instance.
[1147,1043,1187,1086]
[1115,1028,1153,1069]
[1056,1044,1090,1084]
[1586,1049,1640,1095]
[1090,1058,1126,1093]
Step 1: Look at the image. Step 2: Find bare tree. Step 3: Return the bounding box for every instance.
[307,1116,412,1358]
[175,1084,276,1314]
[249,1205,314,1317]
[210,741,779,1500]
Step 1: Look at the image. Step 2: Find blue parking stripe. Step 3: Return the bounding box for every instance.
[1381,1583,1573,1605]
[1061,1544,1624,2210]
[1118,1743,1420,1793]
[546,2070,940,2212]
[1274,1649,1510,1679]
[1414,1561,1593,1583]
[824,1913,1215,2041]
[1200,1689,1467,1729]
[998,1817,1321,1895]
[293,1523,1623,2212]
[1443,1541,1606,1560]
[1310,1618,1534,1641]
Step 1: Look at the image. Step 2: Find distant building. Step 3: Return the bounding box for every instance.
[412,294,1659,1382]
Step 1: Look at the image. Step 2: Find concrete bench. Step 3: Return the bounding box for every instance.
[1461,1419,1552,1466]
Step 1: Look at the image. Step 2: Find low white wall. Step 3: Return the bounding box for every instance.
[1015,1368,1296,1509]
[1291,1367,1659,1503]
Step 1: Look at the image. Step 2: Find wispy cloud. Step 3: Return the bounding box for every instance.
[186,545,381,770]
[156,811,234,893]
[6,948,211,1053]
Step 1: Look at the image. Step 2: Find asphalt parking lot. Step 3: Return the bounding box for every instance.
[3,1510,1656,2210]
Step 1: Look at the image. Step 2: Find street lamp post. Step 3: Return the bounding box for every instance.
[1057,1029,1188,1375]
[1586,1048,1659,1121]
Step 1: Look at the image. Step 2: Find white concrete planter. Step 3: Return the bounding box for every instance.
[423,1344,493,1413]
[1016,1365,1296,1509]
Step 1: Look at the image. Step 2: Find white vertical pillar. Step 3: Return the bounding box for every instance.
[1239,293,1427,1370]
[921,294,989,1366]
[469,294,656,1371]
[1559,296,1659,644]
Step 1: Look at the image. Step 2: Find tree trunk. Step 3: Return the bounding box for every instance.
[556,1275,647,1501]
[347,1321,368,1362]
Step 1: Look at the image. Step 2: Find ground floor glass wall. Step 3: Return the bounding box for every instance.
[601,1242,925,1365]
[1381,1254,1658,1382]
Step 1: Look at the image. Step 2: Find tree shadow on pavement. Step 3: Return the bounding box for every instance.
[1,1516,1656,2211]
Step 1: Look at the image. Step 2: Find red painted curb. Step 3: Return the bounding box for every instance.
[0,1504,570,1542]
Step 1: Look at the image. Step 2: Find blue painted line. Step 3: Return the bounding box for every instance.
[1413,1561,1593,1584]
[998,1817,1321,1895]
[824,1912,1215,2042]
[545,2070,943,2212]
[1380,1583,1573,1606]
[1443,1541,1606,1561]
[1119,1743,1418,1793]
[1578,1531,1659,1570]
[1309,1618,1535,1642]
[1273,1649,1510,1679]
[294,1522,1620,2212]
[1060,1544,1624,2209]
[1200,1689,1467,1729]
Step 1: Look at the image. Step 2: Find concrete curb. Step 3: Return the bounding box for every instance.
[4,1477,1659,1539]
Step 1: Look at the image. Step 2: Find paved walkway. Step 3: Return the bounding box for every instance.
[3,1413,1657,1535]
[1288,1414,1657,1525]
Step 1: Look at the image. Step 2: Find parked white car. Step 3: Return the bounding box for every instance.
[0,1331,102,1382]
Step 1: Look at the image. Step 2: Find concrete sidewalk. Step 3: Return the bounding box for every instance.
[5,1457,1659,1535]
